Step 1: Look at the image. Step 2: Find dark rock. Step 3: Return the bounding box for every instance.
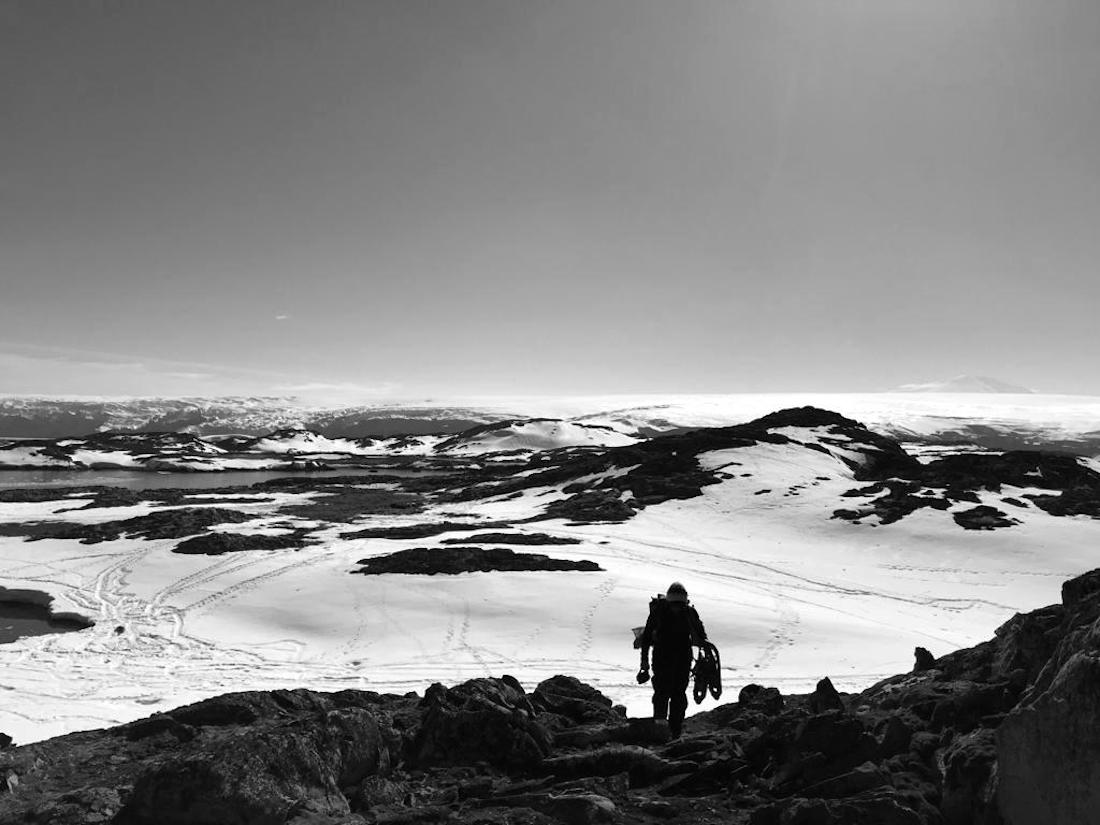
[908,732,940,761]
[997,652,1100,824]
[775,711,878,789]
[354,547,602,576]
[831,481,951,525]
[738,684,785,714]
[940,728,1001,825]
[478,790,617,824]
[875,715,914,759]
[440,532,581,546]
[280,487,424,522]
[913,647,935,673]
[541,490,636,523]
[807,678,845,714]
[541,745,690,788]
[341,521,508,540]
[174,531,310,555]
[552,717,671,750]
[655,755,749,797]
[920,451,1100,495]
[169,690,328,728]
[952,505,1019,530]
[750,791,930,825]
[531,676,619,727]
[115,714,195,744]
[0,732,10,749]
[1026,487,1100,517]
[10,508,256,544]
[115,706,389,825]
[535,793,617,824]
[1061,567,1100,607]
[800,761,889,799]
[986,605,1066,686]
[638,799,679,818]
[928,681,1013,734]
[410,678,552,770]
[22,786,124,825]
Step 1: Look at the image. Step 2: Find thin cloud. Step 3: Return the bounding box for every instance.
[274,314,290,321]
[0,341,397,401]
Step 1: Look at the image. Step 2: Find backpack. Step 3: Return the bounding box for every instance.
[632,595,664,648]
[632,594,701,650]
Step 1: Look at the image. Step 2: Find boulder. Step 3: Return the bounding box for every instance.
[409,678,552,770]
[875,715,914,760]
[988,605,1065,686]
[738,684,785,715]
[774,711,878,789]
[531,676,619,727]
[1061,567,1100,607]
[115,707,389,825]
[808,677,845,714]
[997,652,1100,824]
[940,728,1001,825]
[913,648,935,673]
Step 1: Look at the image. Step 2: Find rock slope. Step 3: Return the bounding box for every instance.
[5,567,1100,824]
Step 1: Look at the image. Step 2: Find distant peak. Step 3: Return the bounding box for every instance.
[894,375,1034,394]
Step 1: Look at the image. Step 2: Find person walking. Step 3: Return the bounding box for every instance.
[637,581,707,737]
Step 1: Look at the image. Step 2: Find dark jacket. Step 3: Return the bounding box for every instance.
[640,598,707,668]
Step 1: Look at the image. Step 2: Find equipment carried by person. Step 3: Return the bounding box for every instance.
[692,641,722,704]
[632,593,665,648]
[634,593,705,648]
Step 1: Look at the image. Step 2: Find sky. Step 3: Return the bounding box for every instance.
[3,0,1100,401]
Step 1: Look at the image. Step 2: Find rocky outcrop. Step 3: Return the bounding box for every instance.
[996,654,1100,824]
[913,647,935,672]
[440,533,582,546]
[173,531,312,555]
[2,508,256,544]
[409,678,553,769]
[353,547,603,575]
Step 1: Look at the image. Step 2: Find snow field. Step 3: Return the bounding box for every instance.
[1,430,1099,745]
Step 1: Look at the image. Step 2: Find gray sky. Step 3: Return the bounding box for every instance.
[3,0,1099,400]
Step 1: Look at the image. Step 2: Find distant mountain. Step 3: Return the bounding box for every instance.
[894,375,1035,394]
[0,397,510,439]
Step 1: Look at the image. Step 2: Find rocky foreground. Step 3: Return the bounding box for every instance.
[4,571,1100,824]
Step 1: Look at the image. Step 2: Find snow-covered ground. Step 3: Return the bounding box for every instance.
[2,423,1098,746]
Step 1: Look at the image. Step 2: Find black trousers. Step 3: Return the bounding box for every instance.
[651,657,691,735]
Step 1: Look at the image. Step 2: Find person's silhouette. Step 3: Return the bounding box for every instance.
[637,582,707,737]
